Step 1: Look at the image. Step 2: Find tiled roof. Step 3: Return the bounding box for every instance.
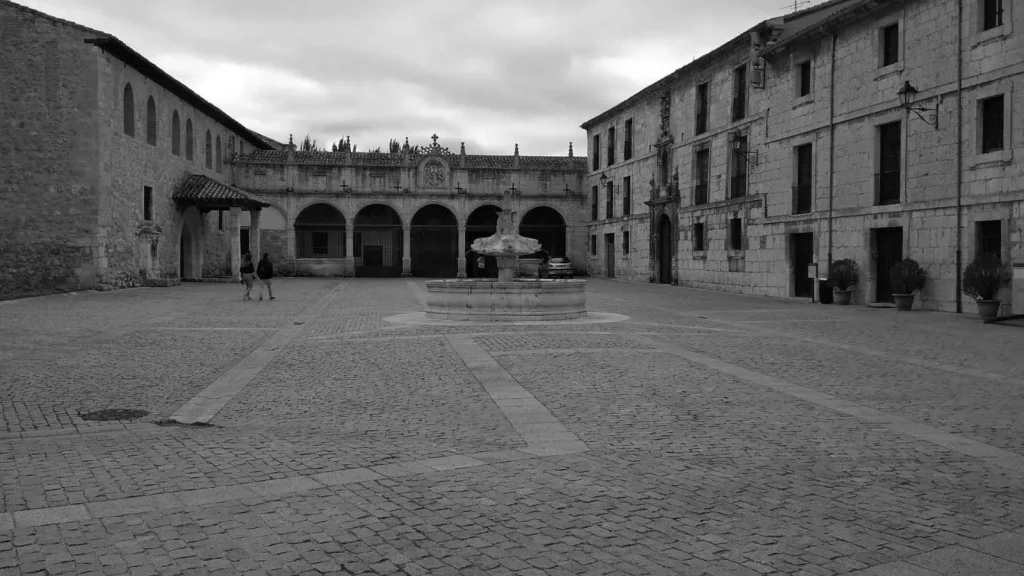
[234,150,588,172]
[763,0,876,55]
[173,174,270,208]
[251,131,286,150]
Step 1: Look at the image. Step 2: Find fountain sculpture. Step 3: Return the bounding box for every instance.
[423,190,587,321]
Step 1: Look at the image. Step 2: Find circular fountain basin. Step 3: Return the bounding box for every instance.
[424,278,587,322]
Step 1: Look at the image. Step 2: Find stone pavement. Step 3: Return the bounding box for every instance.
[1,278,1024,575]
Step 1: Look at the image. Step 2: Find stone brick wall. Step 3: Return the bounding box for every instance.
[0,4,102,298]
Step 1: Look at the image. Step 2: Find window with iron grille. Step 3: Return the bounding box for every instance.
[624,119,633,161]
[622,176,631,216]
[793,144,813,214]
[591,235,597,255]
[143,186,153,221]
[605,182,614,219]
[607,127,615,166]
[694,148,710,205]
[797,61,811,97]
[731,135,748,199]
[623,231,630,254]
[591,185,599,220]
[693,223,705,251]
[592,134,601,170]
[881,24,900,67]
[729,218,742,250]
[733,65,747,121]
[695,83,709,135]
[981,95,1005,153]
[983,0,1003,31]
[977,220,1001,260]
[877,121,901,205]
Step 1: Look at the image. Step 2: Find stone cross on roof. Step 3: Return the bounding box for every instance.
[431,133,439,145]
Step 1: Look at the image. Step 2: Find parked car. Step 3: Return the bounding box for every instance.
[541,257,574,279]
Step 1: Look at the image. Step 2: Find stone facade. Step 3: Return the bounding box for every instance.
[581,0,1024,315]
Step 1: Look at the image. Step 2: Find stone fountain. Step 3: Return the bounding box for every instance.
[423,191,587,322]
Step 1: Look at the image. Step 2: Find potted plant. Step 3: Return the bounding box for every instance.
[828,258,859,305]
[962,254,1011,319]
[889,258,927,311]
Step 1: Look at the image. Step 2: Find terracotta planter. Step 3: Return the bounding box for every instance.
[976,299,1001,320]
[893,293,915,311]
[833,289,852,305]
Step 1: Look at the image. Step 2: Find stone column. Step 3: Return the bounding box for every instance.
[345,223,355,277]
[249,208,261,261]
[457,225,467,278]
[565,227,571,259]
[229,207,241,281]
[401,224,412,277]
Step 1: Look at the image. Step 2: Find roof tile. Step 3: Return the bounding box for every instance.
[173,174,270,207]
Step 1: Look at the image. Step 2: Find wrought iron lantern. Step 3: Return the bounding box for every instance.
[897,81,939,128]
[731,135,759,167]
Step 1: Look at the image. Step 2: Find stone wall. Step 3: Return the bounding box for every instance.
[0,4,101,298]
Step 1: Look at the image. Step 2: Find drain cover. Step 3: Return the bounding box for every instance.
[152,419,218,428]
[79,408,149,422]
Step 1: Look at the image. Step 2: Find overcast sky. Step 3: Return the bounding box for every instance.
[23,0,827,156]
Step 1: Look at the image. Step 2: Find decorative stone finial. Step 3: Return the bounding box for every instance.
[460,142,466,155]
[289,134,293,146]
[568,142,573,157]
[431,133,439,146]
[514,143,519,156]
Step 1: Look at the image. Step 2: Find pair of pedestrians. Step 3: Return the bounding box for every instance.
[239,253,275,301]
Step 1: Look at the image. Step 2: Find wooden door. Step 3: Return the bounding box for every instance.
[874,227,904,303]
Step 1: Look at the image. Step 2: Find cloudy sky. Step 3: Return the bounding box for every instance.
[24,0,827,156]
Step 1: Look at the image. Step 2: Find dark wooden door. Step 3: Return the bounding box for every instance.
[658,217,672,284]
[605,234,615,278]
[240,229,250,257]
[791,233,814,298]
[874,227,903,303]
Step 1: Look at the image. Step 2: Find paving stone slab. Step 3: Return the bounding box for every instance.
[312,468,385,485]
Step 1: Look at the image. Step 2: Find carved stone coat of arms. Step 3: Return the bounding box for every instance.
[424,161,445,187]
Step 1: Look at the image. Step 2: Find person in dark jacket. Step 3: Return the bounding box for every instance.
[239,253,256,300]
[255,253,275,301]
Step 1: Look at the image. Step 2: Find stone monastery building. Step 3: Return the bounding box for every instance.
[1,0,1022,318]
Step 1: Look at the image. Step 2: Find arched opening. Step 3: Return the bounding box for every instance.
[466,205,500,278]
[185,119,194,160]
[205,130,212,169]
[657,214,673,284]
[518,206,567,257]
[354,204,402,277]
[410,204,457,278]
[215,135,222,172]
[146,96,157,145]
[171,111,180,156]
[295,203,346,259]
[123,83,134,136]
[179,222,194,279]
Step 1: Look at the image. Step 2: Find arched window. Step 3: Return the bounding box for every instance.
[171,111,180,156]
[123,83,134,136]
[185,119,193,160]
[205,130,212,169]
[146,96,156,145]
[215,135,222,172]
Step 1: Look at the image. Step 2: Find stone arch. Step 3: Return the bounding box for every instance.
[656,212,674,284]
[215,135,222,172]
[123,83,134,136]
[352,200,404,226]
[171,111,181,156]
[179,207,202,279]
[146,96,157,145]
[294,203,346,259]
[410,200,457,221]
[354,204,403,277]
[518,205,567,257]
[205,130,212,169]
[465,204,501,278]
[410,204,458,278]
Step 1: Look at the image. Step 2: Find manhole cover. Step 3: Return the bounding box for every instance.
[152,419,218,428]
[79,408,149,422]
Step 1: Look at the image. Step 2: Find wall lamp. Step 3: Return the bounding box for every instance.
[730,135,759,167]
[897,81,939,128]
[599,173,608,184]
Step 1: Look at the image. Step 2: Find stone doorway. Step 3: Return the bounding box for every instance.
[790,232,814,298]
[657,215,673,284]
[873,226,903,303]
[411,204,458,278]
[179,223,194,279]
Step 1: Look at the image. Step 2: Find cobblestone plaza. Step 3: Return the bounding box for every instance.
[2,278,1024,575]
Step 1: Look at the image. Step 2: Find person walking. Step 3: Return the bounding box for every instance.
[256,252,275,301]
[239,253,256,300]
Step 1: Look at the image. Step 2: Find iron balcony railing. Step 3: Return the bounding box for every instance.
[875,170,901,205]
[792,184,812,214]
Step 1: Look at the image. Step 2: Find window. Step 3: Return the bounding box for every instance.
[240,141,246,156]
[123,83,134,136]
[171,111,181,156]
[977,220,1001,260]
[694,148,710,205]
[730,135,748,199]
[216,135,223,172]
[981,95,1005,153]
[983,0,1004,30]
[591,235,598,255]
[624,119,633,161]
[729,218,742,250]
[623,231,630,254]
[877,121,901,205]
[881,23,900,67]
[592,134,601,170]
[146,96,156,145]
[605,182,614,219]
[218,210,223,231]
[205,130,213,169]
[607,127,615,166]
[185,119,194,160]
[693,222,705,251]
[622,176,631,216]
[591,185,599,220]
[797,61,812,97]
[793,144,813,214]
[695,83,709,135]
[143,186,153,221]
[733,64,747,121]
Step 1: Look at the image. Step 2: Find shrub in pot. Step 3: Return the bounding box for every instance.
[962,254,1011,319]
[889,258,927,311]
[828,259,859,305]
